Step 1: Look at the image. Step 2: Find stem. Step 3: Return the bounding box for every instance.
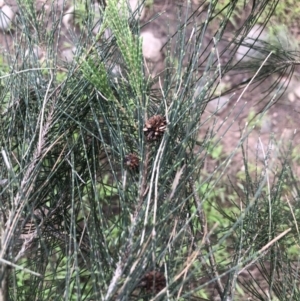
[191,180,225,299]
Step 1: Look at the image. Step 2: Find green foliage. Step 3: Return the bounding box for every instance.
[0,55,9,75]
[105,0,144,96]
[206,141,224,160]
[216,0,300,28]
[1,0,300,300]
[267,0,300,27]
[81,58,115,99]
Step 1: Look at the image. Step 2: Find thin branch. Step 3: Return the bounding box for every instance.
[191,180,225,299]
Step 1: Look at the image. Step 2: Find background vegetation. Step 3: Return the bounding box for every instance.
[1,0,300,300]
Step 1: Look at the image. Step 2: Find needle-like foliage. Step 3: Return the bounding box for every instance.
[0,0,300,300]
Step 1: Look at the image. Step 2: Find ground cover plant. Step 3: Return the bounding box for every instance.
[1,0,300,300]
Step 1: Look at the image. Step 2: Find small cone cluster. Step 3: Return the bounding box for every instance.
[143,115,167,141]
[139,270,166,294]
[124,153,139,171]
[123,115,166,170]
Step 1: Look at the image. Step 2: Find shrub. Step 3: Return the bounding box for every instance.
[0,0,299,300]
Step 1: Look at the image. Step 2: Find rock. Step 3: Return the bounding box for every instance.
[236,24,296,63]
[63,6,75,29]
[235,25,268,61]
[141,31,163,62]
[118,0,145,20]
[61,47,77,62]
[0,5,15,31]
[288,91,296,103]
[294,86,300,98]
[207,96,229,114]
[128,0,145,20]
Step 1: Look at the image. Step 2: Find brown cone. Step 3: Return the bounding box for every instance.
[124,153,139,171]
[143,115,167,141]
[139,270,166,294]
